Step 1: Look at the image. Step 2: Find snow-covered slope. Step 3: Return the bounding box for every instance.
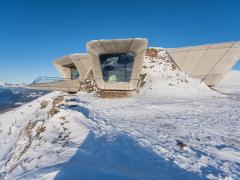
[0,49,239,180]
[215,70,240,94]
[140,48,218,99]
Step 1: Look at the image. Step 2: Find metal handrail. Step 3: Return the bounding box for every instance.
[32,76,73,84]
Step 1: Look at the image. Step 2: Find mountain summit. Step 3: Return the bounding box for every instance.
[0,49,239,180]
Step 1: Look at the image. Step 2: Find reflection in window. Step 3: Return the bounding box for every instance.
[100,53,134,82]
[63,63,80,80]
[70,67,80,80]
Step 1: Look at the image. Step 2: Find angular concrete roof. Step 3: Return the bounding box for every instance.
[167,42,240,86]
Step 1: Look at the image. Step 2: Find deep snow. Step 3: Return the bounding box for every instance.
[0,49,239,180]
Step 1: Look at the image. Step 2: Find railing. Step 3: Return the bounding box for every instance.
[32,76,72,84]
[29,76,81,92]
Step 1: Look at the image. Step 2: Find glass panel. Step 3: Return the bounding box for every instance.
[63,63,80,80]
[71,67,80,80]
[100,53,134,82]
[32,76,64,84]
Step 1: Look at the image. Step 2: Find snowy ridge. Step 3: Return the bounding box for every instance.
[0,49,239,180]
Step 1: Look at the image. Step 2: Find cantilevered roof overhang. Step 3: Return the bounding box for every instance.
[167,42,240,86]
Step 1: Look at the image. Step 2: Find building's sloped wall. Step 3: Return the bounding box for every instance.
[167,42,240,86]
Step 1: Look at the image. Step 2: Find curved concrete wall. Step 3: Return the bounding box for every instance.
[167,42,240,86]
[53,53,92,81]
[86,38,148,91]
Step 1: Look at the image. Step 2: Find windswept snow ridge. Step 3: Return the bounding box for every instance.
[0,49,239,180]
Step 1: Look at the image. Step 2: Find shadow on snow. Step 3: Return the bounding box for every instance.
[54,131,206,180]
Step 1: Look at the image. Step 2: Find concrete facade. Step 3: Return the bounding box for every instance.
[86,38,148,90]
[167,42,240,86]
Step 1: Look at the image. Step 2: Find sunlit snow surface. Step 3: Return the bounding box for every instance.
[0,49,239,180]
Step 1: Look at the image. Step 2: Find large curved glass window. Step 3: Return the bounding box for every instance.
[100,53,134,82]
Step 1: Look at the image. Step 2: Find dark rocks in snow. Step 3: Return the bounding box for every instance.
[145,48,158,58]
[79,70,98,93]
[138,73,147,88]
[40,101,48,109]
[176,140,187,150]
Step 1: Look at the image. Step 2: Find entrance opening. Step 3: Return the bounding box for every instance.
[99,53,134,82]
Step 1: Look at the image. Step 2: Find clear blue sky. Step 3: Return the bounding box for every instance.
[0,0,240,83]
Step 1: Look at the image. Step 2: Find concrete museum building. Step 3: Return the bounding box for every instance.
[28,38,240,92]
